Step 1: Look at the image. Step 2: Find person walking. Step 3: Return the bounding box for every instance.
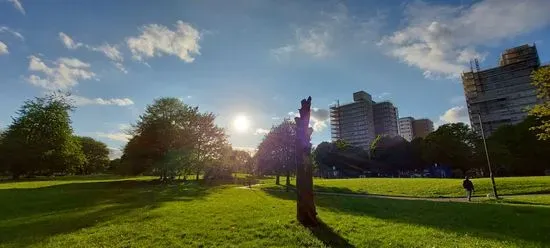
[463,176,475,202]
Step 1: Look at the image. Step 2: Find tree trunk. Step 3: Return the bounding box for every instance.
[295,96,317,226]
[285,169,291,192]
[196,170,200,181]
[183,174,187,181]
[275,173,280,185]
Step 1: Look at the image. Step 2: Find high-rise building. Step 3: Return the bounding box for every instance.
[330,91,399,148]
[398,117,414,141]
[373,101,399,137]
[462,44,541,136]
[412,118,434,138]
[398,117,434,141]
[330,91,375,148]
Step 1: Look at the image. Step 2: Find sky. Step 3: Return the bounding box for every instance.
[1,0,550,158]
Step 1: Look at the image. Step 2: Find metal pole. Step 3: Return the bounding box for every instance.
[477,115,499,199]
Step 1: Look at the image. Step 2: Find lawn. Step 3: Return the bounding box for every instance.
[1,177,549,247]
[261,176,550,198]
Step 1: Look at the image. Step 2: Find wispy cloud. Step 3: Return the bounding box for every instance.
[272,3,385,60]
[254,128,270,136]
[379,0,550,79]
[58,32,126,73]
[70,95,134,107]
[7,0,25,15]
[0,26,24,40]
[126,20,201,62]
[96,132,132,142]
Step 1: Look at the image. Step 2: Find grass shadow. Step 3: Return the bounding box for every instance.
[0,179,215,246]
[310,220,355,248]
[263,188,550,246]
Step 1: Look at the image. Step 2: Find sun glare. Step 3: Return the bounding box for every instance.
[233,115,251,133]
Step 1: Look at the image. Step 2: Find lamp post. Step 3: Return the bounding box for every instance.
[476,114,499,199]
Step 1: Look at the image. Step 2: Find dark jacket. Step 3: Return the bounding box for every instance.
[463,179,474,191]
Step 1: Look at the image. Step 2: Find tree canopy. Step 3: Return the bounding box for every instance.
[120,97,226,180]
[0,94,85,178]
[75,136,110,175]
[530,66,550,140]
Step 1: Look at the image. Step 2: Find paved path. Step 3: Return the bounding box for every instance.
[236,184,550,203]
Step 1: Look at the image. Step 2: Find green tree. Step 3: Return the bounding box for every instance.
[75,136,110,175]
[0,94,85,178]
[121,97,226,181]
[191,112,227,180]
[422,123,480,173]
[529,66,550,140]
[488,117,550,175]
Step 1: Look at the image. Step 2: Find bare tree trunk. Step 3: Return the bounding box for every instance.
[275,173,280,185]
[295,96,317,226]
[196,170,200,180]
[285,169,291,192]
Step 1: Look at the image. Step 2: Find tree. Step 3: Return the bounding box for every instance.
[294,96,317,226]
[0,94,85,178]
[120,97,226,181]
[254,119,296,185]
[488,116,550,175]
[529,66,550,140]
[422,123,480,173]
[191,112,227,180]
[75,136,110,174]
[231,149,252,174]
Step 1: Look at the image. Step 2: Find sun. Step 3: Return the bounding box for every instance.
[233,115,251,133]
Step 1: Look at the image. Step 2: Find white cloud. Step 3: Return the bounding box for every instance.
[0,26,24,40]
[272,3,384,60]
[113,62,128,74]
[59,32,83,50]
[96,132,132,142]
[0,41,8,55]
[59,32,127,73]
[91,43,123,62]
[270,45,295,61]
[8,0,25,15]
[70,95,134,106]
[126,20,201,62]
[25,55,96,90]
[439,106,470,125]
[254,128,270,136]
[296,28,331,58]
[380,0,550,79]
[108,147,123,160]
[310,108,330,132]
[289,108,330,132]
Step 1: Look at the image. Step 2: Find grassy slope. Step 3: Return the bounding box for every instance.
[1,177,550,247]
[261,176,550,198]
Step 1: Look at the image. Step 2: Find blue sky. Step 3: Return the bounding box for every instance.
[1,0,550,157]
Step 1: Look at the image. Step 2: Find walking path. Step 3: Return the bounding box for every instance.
[236,184,550,203]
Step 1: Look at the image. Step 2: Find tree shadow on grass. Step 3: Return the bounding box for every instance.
[263,188,550,247]
[0,179,215,247]
[310,220,355,248]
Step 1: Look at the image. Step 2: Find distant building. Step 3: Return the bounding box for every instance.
[412,118,434,139]
[462,44,541,136]
[398,117,434,141]
[398,117,414,141]
[373,101,399,137]
[330,91,376,149]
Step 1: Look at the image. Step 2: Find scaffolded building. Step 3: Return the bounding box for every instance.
[462,44,541,136]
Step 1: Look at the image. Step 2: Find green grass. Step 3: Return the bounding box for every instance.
[261,176,550,198]
[1,177,550,247]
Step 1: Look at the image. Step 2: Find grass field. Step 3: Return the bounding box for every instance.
[261,176,550,198]
[1,176,550,247]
